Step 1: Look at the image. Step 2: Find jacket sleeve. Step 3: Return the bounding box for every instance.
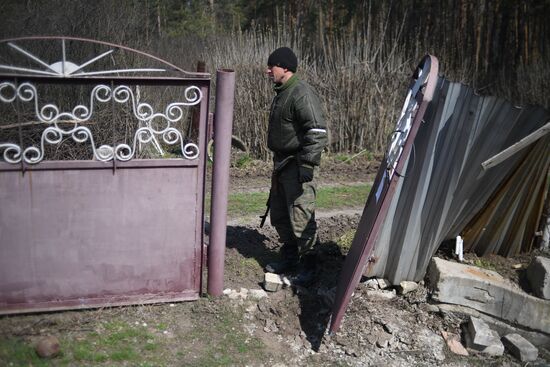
[294,89,328,166]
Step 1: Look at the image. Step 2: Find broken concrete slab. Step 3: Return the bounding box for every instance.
[464,317,504,356]
[264,273,283,292]
[437,303,550,348]
[526,256,550,300]
[502,333,538,362]
[428,257,550,335]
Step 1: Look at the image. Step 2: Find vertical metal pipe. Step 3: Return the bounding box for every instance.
[207,69,235,296]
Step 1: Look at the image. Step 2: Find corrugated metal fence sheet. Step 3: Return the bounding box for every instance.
[367,78,550,284]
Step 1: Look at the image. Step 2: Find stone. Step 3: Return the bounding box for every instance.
[228,290,240,300]
[421,303,440,313]
[35,335,60,358]
[502,333,538,362]
[382,321,399,335]
[249,288,268,300]
[441,330,469,356]
[363,278,379,289]
[415,328,446,361]
[222,288,232,295]
[376,278,391,289]
[398,281,419,295]
[366,289,396,300]
[264,272,283,292]
[428,257,550,334]
[465,317,504,356]
[375,331,392,348]
[526,256,550,300]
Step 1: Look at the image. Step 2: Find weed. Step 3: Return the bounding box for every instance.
[156,322,168,331]
[234,153,253,168]
[240,257,261,271]
[473,258,496,271]
[336,229,357,255]
[335,154,352,163]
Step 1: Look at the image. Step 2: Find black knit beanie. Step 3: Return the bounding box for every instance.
[267,47,298,72]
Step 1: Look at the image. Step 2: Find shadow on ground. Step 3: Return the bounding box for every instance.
[295,240,345,351]
[212,220,351,353]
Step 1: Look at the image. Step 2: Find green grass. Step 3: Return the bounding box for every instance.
[0,301,270,367]
[181,304,265,367]
[316,184,371,210]
[215,183,371,218]
[0,338,50,366]
[0,321,162,366]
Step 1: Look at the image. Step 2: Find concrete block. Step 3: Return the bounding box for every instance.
[465,317,504,356]
[502,333,538,362]
[428,257,550,334]
[398,281,419,294]
[263,273,283,292]
[526,256,550,300]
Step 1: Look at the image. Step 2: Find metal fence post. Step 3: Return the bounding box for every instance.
[207,69,235,296]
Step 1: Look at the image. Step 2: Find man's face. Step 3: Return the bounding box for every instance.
[266,65,287,84]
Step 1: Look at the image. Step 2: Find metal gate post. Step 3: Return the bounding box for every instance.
[207,69,235,296]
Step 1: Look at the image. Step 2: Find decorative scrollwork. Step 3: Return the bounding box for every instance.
[0,82,202,164]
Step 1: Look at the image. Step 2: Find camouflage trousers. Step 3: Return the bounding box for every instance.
[269,160,318,257]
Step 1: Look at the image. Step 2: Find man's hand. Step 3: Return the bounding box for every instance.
[298,165,314,183]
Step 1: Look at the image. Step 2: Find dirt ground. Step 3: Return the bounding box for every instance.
[1,154,549,366]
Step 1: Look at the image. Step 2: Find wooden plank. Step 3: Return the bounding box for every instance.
[482,121,550,170]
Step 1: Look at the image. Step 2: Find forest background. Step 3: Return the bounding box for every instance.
[1,0,549,160]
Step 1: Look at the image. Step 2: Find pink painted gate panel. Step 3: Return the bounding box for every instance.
[0,162,203,313]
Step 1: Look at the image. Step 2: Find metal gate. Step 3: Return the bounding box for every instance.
[0,37,233,314]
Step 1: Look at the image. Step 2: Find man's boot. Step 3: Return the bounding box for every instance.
[265,242,299,274]
[290,252,317,286]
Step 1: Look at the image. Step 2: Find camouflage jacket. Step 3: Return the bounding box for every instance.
[267,75,327,167]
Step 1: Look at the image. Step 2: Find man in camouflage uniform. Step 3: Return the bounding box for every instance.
[264,47,328,284]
